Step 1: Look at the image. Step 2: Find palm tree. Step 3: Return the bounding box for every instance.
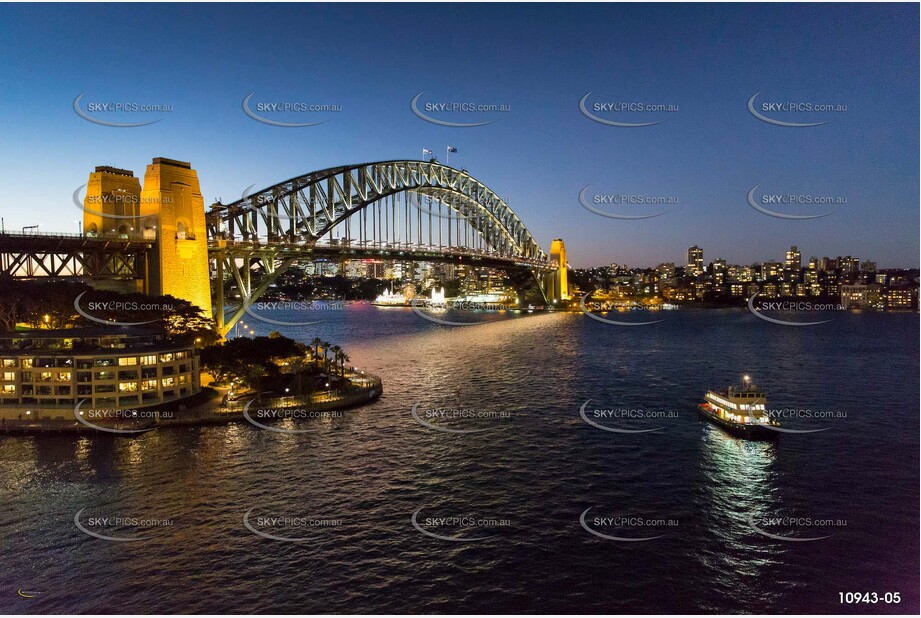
[322,341,333,371]
[332,350,343,377]
[310,337,323,361]
[329,345,341,374]
[334,350,349,377]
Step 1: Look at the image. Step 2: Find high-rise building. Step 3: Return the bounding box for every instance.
[838,256,860,273]
[687,245,703,276]
[711,258,727,286]
[760,261,783,280]
[785,246,802,270]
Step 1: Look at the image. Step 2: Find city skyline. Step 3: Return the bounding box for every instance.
[0,4,917,269]
[0,4,917,615]
[593,243,906,271]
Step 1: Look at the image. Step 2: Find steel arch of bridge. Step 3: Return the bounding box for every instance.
[207,160,554,335]
[208,160,546,260]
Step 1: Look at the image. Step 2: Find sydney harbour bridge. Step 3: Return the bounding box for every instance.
[0,158,568,336]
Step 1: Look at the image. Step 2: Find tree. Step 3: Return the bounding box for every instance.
[0,279,219,344]
[0,275,19,331]
[200,334,308,387]
[310,337,323,360]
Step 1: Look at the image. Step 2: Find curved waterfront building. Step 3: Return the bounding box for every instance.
[0,327,200,419]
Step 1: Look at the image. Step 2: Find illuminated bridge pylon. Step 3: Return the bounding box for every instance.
[207,160,561,334]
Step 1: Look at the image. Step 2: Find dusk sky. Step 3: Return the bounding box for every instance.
[0,3,917,268]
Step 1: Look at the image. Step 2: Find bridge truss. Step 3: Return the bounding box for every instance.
[0,232,152,283]
[207,160,555,334]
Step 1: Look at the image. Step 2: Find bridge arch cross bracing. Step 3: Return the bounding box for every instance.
[206,160,548,262]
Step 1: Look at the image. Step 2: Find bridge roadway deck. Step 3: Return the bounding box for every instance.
[208,239,555,271]
[0,231,155,252]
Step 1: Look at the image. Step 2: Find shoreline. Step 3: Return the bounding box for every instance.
[0,373,383,435]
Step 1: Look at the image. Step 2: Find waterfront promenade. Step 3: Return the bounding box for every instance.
[0,370,382,434]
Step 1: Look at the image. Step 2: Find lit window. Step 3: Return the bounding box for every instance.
[2,385,15,394]
[139,355,157,366]
[119,382,138,392]
[2,372,14,381]
[118,357,138,366]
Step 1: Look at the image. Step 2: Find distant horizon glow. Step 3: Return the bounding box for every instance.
[0,3,917,269]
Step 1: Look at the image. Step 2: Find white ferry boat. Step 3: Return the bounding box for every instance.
[697,376,779,439]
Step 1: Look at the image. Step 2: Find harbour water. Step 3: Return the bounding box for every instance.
[1,306,917,613]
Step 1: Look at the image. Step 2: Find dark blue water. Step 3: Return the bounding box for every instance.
[1,307,917,613]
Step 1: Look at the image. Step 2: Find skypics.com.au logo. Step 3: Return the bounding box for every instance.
[579,93,677,127]
[411,506,510,542]
[411,398,510,434]
[73,92,172,127]
[242,297,345,327]
[580,507,677,542]
[410,298,513,327]
[580,290,664,327]
[73,401,172,434]
[411,92,509,127]
[73,184,169,222]
[243,507,343,542]
[747,92,846,127]
[747,293,843,327]
[242,92,342,127]
[747,512,846,541]
[74,508,174,542]
[747,185,845,220]
[579,400,678,434]
[242,400,344,434]
[578,186,678,220]
[73,291,172,326]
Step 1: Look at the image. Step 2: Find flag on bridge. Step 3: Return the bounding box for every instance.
[447,146,458,153]
[422,148,432,157]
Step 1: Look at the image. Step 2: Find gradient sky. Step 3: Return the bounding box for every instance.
[0,3,917,268]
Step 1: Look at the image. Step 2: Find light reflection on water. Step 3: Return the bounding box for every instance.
[0,307,917,613]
